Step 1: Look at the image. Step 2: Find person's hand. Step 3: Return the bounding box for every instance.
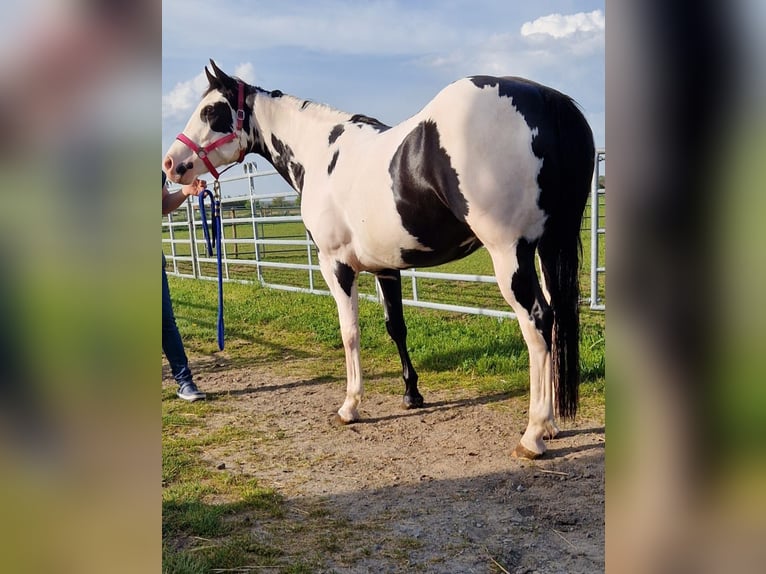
[182,178,207,197]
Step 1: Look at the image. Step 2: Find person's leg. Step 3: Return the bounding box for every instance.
[162,257,205,401]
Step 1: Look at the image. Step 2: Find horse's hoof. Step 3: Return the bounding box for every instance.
[512,443,543,460]
[402,394,424,410]
[333,413,356,426]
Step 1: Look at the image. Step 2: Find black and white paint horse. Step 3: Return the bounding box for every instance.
[164,61,595,459]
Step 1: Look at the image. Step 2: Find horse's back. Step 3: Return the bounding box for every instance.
[425,75,589,165]
[321,75,593,269]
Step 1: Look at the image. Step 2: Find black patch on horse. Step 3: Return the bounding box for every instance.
[389,120,480,267]
[350,114,390,132]
[291,162,305,193]
[207,81,258,137]
[510,238,553,348]
[269,134,304,192]
[328,150,340,175]
[201,101,234,134]
[334,261,355,297]
[306,228,318,252]
[329,124,345,145]
[270,90,284,98]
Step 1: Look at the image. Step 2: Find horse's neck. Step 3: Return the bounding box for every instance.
[254,93,351,179]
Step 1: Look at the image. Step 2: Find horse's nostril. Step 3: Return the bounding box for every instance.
[175,162,194,176]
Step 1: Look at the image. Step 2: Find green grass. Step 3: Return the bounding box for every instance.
[161,438,370,573]
[161,387,292,572]
[168,273,605,401]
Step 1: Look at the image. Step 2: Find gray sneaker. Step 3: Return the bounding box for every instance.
[177,382,206,402]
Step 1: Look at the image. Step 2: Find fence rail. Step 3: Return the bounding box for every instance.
[163,152,605,318]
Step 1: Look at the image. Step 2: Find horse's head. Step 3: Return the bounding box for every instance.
[163,60,253,184]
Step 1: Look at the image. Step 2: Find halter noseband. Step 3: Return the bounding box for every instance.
[176,81,247,180]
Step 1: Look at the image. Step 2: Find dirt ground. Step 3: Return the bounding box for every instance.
[166,358,604,573]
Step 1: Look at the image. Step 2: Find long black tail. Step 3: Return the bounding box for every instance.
[538,93,595,420]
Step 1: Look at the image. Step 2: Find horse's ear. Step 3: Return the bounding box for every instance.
[209,59,237,92]
[205,65,218,89]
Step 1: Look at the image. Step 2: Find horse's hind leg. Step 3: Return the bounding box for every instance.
[488,238,556,458]
[536,252,560,439]
[318,255,363,423]
[376,270,424,409]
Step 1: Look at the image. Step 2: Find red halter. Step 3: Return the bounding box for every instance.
[176,81,247,180]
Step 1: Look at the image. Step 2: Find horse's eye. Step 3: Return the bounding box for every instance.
[202,105,214,117]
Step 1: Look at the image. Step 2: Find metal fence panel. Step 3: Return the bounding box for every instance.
[163,155,605,317]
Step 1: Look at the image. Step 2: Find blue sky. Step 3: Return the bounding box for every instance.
[162,1,604,194]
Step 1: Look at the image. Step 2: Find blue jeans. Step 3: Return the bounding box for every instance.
[162,254,193,386]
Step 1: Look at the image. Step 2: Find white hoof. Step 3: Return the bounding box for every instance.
[335,406,359,424]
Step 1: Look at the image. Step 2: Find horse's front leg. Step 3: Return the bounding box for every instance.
[375,269,424,409]
[318,255,362,423]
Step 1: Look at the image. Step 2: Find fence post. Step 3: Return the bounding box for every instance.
[247,163,264,284]
[231,208,239,258]
[167,211,178,274]
[186,197,199,279]
[306,230,315,292]
[221,197,230,281]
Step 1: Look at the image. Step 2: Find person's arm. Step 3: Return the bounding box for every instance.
[162,178,207,215]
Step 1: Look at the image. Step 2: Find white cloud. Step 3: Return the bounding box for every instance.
[161,0,461,58]
[520,10,604,40]
[424,22,603,89]
[421,9,605,81]
[162,62,256,120]
[418,16,605,146]
[233,63,256,84]
[162,72,208,120]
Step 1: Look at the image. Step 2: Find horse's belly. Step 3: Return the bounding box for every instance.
[350,209,480,270]
[399,233,483,268]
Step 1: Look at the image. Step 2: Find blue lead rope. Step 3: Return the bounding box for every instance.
[198,188,225,350]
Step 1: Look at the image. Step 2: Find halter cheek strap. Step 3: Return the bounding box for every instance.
[176,81,247,180]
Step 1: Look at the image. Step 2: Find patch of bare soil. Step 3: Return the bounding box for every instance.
[169,360,604,573]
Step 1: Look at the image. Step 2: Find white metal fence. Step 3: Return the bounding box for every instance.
[163,151,605,318]
[590,150,606,310]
